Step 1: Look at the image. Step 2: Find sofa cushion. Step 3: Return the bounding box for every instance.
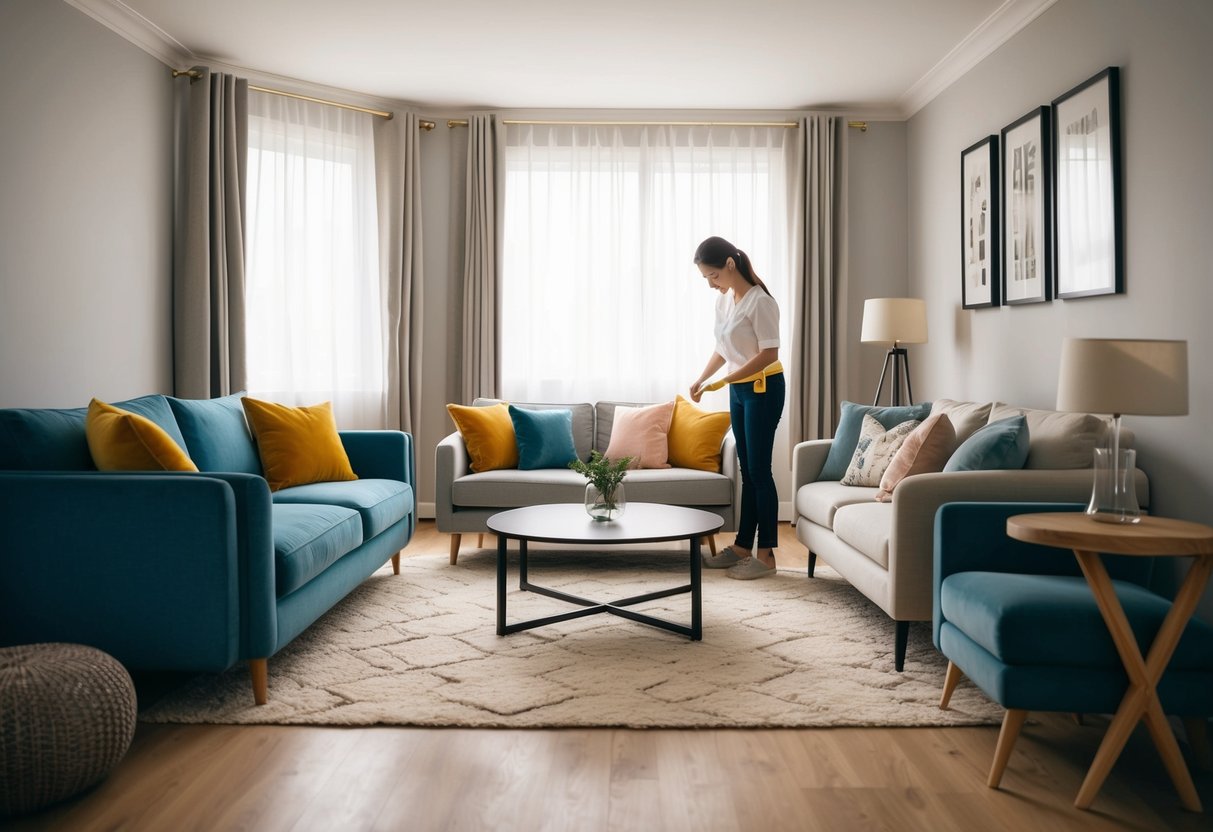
[447,402,518,472]
[0,394,185,471]
[167,392,262,475]
[928,399,992,445]
[832,502,892,568]
[508,405,579,470]
[840,415,919,487]
[602,401,675,469]
[989,403,1109,469]
[453,468,590,507]
[272,503,364,596]
[794,481,880,529]
[609,468,731,505]
[274,479,413,539]
[85,399,198,472]
[944,415,1030,472]
[477,398,595,462]
[818,401,932,481]
[941,572,1213,669]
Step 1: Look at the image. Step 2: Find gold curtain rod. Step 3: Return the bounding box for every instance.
[172,69,394,120]
[444,118,799,128]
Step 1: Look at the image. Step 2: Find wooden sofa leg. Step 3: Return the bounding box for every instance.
[988,709,1028,788]
[807,552,817,578]
[449,534,461,565]
[940,661,963,710]
[894,621,910,672]
[249,658,268,706]
[1183,717,1213,771]
[478,533,484,548]
[391,552,401,575]
[703,536,717,556]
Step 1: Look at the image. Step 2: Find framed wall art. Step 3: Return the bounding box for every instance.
[961,135,1000,308]
[1052,66,1123,299]
[1001,106,1052,304]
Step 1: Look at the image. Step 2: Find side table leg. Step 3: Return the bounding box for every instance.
[496,533,508,636]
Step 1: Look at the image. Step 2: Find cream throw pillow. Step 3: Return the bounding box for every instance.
[841,414,920,487]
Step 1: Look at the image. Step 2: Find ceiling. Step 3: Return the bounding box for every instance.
[81,0,1053,116]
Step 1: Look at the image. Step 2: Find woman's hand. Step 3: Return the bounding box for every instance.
[689,381,705,403]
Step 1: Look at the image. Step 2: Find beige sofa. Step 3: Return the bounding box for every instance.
[437,398,740,563]
[791,399,1150,671]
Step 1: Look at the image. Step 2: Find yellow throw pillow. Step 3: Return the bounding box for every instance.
[446,402,518,472]
[86,399,198,472]
[241,398,357,491]
[667,395,732,472]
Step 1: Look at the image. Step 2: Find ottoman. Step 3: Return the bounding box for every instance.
[0,643,137,816]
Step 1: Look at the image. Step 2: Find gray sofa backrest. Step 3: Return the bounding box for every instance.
[472,398,596,461]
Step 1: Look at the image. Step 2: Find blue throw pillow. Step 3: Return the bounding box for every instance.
[509,405,578,470]
[168,392,263,474]
[818,400,933,481]
[943,414,1030,472]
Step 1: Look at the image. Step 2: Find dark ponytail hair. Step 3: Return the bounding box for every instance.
[693,236,771,295]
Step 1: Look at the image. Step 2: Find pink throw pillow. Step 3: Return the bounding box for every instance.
[875,413,956,502]
[603,401,675,469]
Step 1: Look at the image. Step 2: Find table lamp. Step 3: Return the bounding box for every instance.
[1056,338,1189,523]
[861,298,927,406]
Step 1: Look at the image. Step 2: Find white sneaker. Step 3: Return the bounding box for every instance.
[702,546,743,569]
[726,557,776,580]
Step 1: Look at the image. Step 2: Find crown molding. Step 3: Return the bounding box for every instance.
[897,0,1058,118]
[63,0,192,67]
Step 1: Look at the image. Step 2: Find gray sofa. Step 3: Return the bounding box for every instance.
[437,398,739,563]
[791,399,1150,671]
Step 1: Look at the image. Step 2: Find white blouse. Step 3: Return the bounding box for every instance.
[714,287,780,373]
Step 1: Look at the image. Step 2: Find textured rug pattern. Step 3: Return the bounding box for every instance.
[140,549,1002,728]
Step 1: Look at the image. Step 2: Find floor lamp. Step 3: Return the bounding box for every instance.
[861,298,927,407]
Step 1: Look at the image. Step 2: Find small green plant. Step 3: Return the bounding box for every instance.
[570,450,633,514]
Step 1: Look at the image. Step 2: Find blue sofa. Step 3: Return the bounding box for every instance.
[0,393,415,705]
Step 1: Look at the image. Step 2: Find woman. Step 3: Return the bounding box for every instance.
[690,236,784,580]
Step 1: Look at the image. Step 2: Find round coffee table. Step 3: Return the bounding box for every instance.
[486,502,724,640]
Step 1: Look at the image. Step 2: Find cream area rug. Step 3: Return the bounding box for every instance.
[140,547,1003,728]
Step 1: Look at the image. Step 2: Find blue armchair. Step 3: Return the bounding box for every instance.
[933,501,1213,806]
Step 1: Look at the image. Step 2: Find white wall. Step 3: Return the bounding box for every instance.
[0,0,173,407]
[907,0,1213,615]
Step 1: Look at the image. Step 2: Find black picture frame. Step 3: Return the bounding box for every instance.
[961,135,1000,309]
[1052,66,1123,299]
[1001,106,1052,304]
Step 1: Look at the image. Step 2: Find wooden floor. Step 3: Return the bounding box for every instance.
[10,521,1211,831]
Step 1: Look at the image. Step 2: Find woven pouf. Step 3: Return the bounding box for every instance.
[0,643,137,816]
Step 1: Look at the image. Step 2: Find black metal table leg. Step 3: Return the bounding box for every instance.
[690,535,702,640]
[496,532,508,635]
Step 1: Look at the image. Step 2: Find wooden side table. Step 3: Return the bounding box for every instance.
[1006,512,1213,812]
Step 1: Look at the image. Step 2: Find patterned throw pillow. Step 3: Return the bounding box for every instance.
[841,414,920,487]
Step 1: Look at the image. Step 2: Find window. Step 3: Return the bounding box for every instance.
[245,93,384,427]
[501,124,794,409]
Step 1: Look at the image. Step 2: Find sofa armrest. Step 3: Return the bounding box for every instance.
[0,471,276,670]
[435,431,470,530]
[792,439,832,492]
[886,468,1150,621]
[340,430,414,487]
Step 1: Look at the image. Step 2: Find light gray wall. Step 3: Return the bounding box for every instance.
[0,0,174,407]
[844,121,909,406]
[907,0,1213,616]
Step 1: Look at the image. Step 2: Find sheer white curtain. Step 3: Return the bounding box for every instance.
[245,92,384,428]
[501,124,794,412]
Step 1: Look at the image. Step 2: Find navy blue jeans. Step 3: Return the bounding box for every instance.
[729,372,784,550]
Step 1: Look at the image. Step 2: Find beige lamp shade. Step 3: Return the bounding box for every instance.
[860,298,928,345]
[1056,338,1189,416]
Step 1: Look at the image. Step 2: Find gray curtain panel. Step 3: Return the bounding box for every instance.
[173,67,248,398]
[790,114,842,445]
[460,114,503,403]
[375,112,425,433]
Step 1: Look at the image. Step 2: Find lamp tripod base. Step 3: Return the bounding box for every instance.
[872,347,913,407]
